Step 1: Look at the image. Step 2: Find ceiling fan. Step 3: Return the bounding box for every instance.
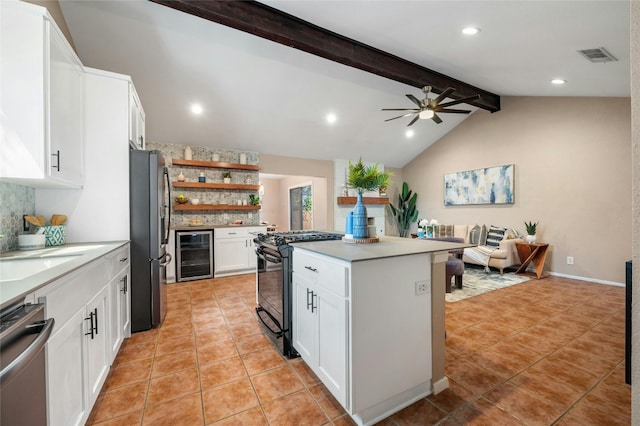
[382,86,481,126]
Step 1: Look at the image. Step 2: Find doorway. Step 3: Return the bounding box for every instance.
[290,184,312,230]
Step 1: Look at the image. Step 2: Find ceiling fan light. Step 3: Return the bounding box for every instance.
[419,110,434,120]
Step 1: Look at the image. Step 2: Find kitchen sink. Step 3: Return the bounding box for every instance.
[0,255,81,282]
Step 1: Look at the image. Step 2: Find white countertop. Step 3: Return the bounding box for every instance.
[0,241,128,310]
[292,236,473,262]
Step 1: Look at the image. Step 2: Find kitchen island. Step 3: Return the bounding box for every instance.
[291,236,470,426]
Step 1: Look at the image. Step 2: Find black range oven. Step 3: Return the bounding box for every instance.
[254,231,343,357]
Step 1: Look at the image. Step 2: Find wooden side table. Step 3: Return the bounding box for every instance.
[515,242,549,279]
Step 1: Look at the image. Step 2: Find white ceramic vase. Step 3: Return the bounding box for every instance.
[526,234,537,244]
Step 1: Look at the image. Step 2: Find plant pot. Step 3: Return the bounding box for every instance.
[526,234,537,244]
[223,178,231,184]
[352,192,368,238]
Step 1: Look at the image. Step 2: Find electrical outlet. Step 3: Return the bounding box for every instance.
[567,256,574,265]
[415,280,429,295]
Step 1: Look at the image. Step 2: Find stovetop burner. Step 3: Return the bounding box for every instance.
[255,230,343,246]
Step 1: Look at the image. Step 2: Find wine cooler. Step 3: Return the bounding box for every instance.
[176,230,213,281]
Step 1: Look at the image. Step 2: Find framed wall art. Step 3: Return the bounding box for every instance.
[444,164,514,205]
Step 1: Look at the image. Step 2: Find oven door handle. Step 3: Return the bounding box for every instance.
[256,247,282,264]
[255,306,285,338]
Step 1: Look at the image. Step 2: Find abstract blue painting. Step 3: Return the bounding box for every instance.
[444,164,514,205]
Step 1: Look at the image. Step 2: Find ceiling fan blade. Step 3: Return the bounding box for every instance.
[406,94,422,107]
[384,112,417,122]
[406,115,420,126]
[431,113,443,124]
[432,87,455,105]
[381,108,420,111]
[437,94,481,109]
[434,108,472,114]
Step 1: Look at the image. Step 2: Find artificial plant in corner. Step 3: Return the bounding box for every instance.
[347,158,392,238]
[389,182,419,237]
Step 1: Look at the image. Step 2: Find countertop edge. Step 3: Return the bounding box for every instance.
[291,237,474,262]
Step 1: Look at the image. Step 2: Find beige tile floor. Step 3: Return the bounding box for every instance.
[87,273,630,425]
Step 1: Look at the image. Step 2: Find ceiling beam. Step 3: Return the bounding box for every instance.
[150,0,500,113]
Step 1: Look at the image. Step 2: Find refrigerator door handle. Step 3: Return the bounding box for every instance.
[163,167,171,246]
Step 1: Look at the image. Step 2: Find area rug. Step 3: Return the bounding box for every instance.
[445,267,530,302]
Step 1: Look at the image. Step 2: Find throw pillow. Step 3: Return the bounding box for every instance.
[469,224,488,246]
[486,225,507,247]
[434,224,454,238]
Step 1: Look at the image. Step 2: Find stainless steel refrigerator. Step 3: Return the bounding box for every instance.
[130,150,171,332]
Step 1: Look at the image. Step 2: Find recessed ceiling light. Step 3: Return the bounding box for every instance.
[405,129,415,138]
[326,113,337,124]
[462,27,481,35]
[190,103,203,115]
[551,79,567,85]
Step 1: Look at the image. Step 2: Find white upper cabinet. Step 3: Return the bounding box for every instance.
[0,1,84,188]
[129,84,145,150]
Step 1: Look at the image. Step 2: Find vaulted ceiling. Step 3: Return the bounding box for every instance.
[59,0,630,168]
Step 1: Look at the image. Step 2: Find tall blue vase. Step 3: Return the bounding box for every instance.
[352,192,368,238]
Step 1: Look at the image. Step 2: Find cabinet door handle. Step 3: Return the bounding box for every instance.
[84,311,94,339]
[51,150,60,172]
[93,308,98,335]
[304,266,318,273]
[311,292,317,313]
[306,288,313,310]
[120,276,128,293]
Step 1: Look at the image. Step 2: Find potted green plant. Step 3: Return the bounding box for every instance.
[249,194,260,205]
[222,171,232,184]
[389,182,419,237]
[524,221,538,244]
[347,158,392,238]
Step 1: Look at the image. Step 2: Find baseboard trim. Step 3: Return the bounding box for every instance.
[431,376,450,395]
[547,271,623,287]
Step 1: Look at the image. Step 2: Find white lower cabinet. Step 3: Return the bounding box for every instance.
[36,243,130,426]
[46,308,87,426]
[292,250,348,407]
[214,226,266,277]
[85,285,110,404]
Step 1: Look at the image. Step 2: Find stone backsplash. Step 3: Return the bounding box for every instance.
[146,142,260,227]
[0,182,35,251]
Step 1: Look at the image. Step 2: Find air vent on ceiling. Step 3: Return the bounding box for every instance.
[577,47,617,63]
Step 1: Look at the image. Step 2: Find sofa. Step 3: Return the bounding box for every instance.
[432,224,524,274]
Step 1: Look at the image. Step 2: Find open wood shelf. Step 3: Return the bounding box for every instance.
[172,181,261,191]
[172,158,260,171]
[337,196,390,205]
[173,204,261,211]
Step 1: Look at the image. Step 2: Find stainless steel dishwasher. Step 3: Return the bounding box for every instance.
[0,302,55,426]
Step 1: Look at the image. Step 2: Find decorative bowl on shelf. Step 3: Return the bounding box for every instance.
[175,196,190,204]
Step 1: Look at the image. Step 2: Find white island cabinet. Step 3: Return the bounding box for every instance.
[292,236,464,426]
[0,0,83,188]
